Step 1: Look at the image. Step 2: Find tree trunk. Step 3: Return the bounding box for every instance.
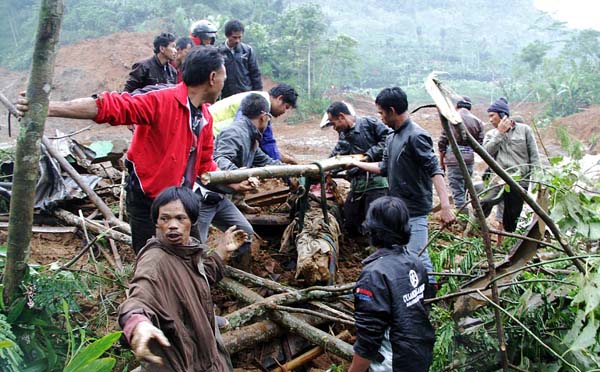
[201,155,366,185]
[2,0,64,305]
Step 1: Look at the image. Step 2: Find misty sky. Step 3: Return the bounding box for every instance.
[534,0,600,30]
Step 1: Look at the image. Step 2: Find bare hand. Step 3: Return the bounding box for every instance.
[439,206,456,226]
[130,321,171,365]
[15,91,28,117]
[237,176,260,191]
[497,117,513,134]
[216,225,249,260]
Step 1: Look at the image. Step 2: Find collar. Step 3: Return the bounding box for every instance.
[153,54,167,66]
[138,237,204,259]
[239,115,262,141]
[362,245,407,265]
[393,117,413,133]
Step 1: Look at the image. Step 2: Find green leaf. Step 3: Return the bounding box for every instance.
[63,331,122,372]
[549,156,564,165]
[569,318,598,352]
[0,339,14,348]
[81,357,117,372]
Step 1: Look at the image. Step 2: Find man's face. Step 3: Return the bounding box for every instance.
[488,112,502,127]
[226,31,243,48]
[155,200,192,247]
[376,104,393,127]
[161,42,177,61]
[327,113,350,133]
[176,44,192,64]
[270,96,292,117]
[207,65,227,103]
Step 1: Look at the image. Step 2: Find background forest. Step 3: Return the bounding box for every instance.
[1,0,599,118]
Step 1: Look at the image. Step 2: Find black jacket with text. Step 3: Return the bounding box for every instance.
[219,42,263,98]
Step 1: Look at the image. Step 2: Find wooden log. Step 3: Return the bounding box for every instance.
[224,282,354,329]
[244,213,291,226]
[218,278,354,361]
[42,136,131,235]
[245,187,290,207]
[201,155,366,185]
[54,208,131,245]
[225,266,295,293]
[0,222,77,234]
[271,330,352,372]
[222,314,325,354]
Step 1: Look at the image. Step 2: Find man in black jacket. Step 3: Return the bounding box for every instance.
[123,32,178,93]
[324,101,392,237]
[219,20,263,98]
[349,196,435,372]
[348,87,455,284]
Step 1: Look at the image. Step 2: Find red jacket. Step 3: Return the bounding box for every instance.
[95,83,218,199]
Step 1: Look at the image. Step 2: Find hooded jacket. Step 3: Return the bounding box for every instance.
[118,238,232,371]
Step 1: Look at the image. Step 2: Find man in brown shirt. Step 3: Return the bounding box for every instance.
[118,186,247,371]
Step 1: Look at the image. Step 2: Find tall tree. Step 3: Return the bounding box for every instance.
[2,0,64,305]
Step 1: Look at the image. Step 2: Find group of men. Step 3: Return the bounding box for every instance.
[15,17,539,372]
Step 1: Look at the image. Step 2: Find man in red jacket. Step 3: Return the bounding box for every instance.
[17,46,250,253]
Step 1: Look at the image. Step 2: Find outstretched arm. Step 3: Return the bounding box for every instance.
[17,94,97,119]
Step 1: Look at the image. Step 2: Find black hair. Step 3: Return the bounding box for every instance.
[375,87,408,115]
[175,37,193,50]
[153,32,176,54]
[363,196,411,247]
[269,83,298,108]
[151,186,200,225]
[224,19,245,36]
[240,93,270,119]
[326,101,352,117]
[182,46,224,86]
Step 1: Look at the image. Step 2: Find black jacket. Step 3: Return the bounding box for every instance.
[123,55,177,93]
[354,245,435,371]
[213,116,281,171]
[379,119,443,217]
[329,116,392,161]
[219,42,263,98]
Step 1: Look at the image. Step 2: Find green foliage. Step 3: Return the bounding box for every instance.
[63,331,122,372]
[0,313,24,372]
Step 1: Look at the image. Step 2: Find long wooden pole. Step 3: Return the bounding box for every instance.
[201,155,365,185]
[2,0,64,305]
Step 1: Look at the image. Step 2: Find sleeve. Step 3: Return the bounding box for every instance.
[259,123,281,160]
[94,91,159,126]
[413,133,443,177]
[123,62,147,93]
[213,128,243,171]
[438,128,448,154]
[378,136,391,177]
[476,118,486,144]
[247,46,263,91]
[329,138,346,158]
[483,129,506,158]
[201,252,225,286]
[364,120,392,161]
[253,147,282,168]
[525,126,540,172]
[353,268,391,363]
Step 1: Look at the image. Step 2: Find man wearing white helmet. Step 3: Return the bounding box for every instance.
[190,19,218,46]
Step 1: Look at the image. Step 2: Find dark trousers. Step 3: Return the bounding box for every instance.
[343,188,387,237]
[481,181,528,233]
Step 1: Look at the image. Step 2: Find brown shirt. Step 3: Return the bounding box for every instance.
[118,238,232,372]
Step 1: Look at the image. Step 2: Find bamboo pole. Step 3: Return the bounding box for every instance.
[201,155,366,185]
[426,73,509,370]
[54,209,131,245]
[2,0,64,304]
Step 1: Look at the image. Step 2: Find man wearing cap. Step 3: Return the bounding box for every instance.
[324,101,392,237]
[438,96,485,213]
[483,97,539,233]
